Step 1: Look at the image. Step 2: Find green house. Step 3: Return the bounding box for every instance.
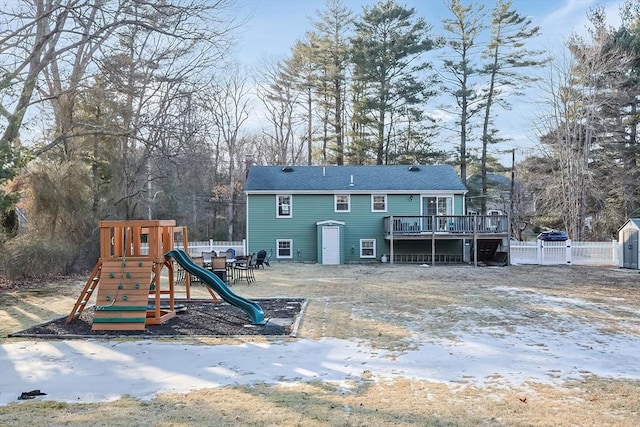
[243,164,513,265]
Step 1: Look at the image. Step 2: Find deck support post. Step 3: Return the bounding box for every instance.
[389,215,394,265]
[431,215,436,265]
[473,216,478,266]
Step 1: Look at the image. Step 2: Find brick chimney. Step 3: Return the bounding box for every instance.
[245,154,254,179]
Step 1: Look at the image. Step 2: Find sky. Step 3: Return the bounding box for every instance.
[231,0,626,166]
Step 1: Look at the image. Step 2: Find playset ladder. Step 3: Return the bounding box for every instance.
[66,262,102,323]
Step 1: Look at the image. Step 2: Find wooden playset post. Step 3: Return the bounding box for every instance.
[169,225,192,300]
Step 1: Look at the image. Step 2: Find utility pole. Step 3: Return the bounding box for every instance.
[510,149,515,215]
[307,86,312,165]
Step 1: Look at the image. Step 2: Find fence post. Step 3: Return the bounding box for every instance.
[565,239,572,264]
[537,239,543,265]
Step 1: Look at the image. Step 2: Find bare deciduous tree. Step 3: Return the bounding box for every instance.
[203,66,252,239]
[257,60,305,165]
[533,42,632,239]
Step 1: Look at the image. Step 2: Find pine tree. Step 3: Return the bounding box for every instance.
[350,0,435,165]
[595,1,640,222]
[478,0,546,214]
[309,0,353,165]
[289,0,354,165]
[440,0,487,184]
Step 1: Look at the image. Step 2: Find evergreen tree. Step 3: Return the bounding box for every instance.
[288,0,354,165]
[440,0,487,184]
[0,144,20,228]
[595,1,640,221]
[350,0,435,165]
[478,0,546,214]
[287,39,323,165]
[308,0,354,165]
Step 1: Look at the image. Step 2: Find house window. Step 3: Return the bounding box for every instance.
[276,239,293,259]
[424,196,453,215]
[360,239,376,258]
[423,196,454,232]
[371,195,387,212]
[277,195,292,218]
[334,194,350,212]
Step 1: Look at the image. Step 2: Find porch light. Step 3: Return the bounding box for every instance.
[409,195,413,202]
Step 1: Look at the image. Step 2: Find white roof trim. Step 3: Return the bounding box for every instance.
[246,190,467,195]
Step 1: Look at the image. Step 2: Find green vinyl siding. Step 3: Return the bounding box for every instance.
[454,195,464,215]
[247,192,466,263]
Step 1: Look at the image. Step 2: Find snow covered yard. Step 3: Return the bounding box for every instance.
[1,264,638,426]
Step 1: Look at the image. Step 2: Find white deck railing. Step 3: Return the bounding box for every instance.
[384,214,509,235]
[510,240,619,266]
[141,239,246,257]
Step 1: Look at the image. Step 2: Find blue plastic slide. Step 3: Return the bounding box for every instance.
[165,249,266,325]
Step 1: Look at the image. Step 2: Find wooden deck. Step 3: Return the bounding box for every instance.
[383,215,510,265]
[384,215,509,240]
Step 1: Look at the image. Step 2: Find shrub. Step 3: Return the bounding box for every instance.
[0,236,80,281]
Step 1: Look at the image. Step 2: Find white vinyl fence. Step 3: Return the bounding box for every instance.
[142,240,246,257]
[510,240,619,266]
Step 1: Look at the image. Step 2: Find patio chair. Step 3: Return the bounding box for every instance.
[250,255,258,281]
[211,256,228,283]
[234,253,254,284]
[225,248,236,259]
[189,256,204,283]
[201,251,213,268]
[255,250,268,269]
[174,262,185,286]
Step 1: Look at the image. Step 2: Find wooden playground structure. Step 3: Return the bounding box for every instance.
[66,220,198,331]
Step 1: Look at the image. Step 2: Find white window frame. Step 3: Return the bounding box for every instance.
[371,194,387,212]
[360,239,376,259]
[334,194,350,212]
[276,239,293,259]
[423,196,454,216]
[276,194,292,218]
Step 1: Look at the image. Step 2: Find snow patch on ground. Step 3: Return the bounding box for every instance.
[2,323,639,406]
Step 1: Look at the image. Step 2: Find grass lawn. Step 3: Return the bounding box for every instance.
[1,263,639,426]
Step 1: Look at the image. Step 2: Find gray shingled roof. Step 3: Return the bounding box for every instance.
[245,165,467,193]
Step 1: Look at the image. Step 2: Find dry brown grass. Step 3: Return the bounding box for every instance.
[1,263,639,426]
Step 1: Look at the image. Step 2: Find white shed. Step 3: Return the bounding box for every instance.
[618,218,640,270]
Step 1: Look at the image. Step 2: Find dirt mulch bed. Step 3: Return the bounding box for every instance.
[9,298,306,338]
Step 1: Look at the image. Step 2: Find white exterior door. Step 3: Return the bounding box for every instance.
[322,226,340,265]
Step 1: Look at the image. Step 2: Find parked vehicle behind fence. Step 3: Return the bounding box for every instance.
[537,230,568,241]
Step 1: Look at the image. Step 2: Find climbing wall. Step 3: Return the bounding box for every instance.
[92,258,153,331]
